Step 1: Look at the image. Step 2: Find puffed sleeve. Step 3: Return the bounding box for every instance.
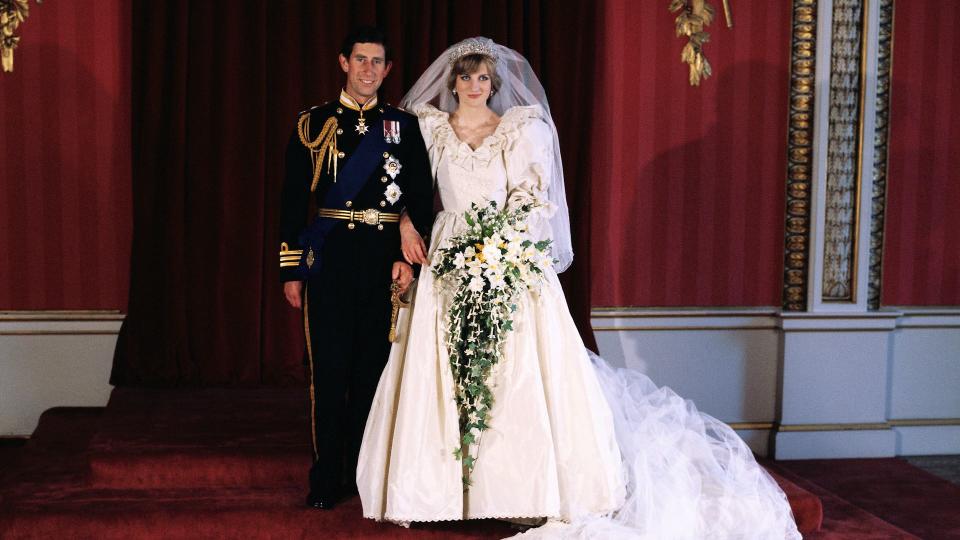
[413,104,450,180]
[503,109,557,222]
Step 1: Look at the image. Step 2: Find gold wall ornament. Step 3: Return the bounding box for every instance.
[669,0,733,86]
[0,0,38,73]
[782,0,818,311]
[822,0,866,302]
[868,0,894,310]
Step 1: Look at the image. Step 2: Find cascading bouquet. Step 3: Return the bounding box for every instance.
[431,200,553,487]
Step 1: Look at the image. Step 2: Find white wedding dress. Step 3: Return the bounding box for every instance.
[357,104,801,539]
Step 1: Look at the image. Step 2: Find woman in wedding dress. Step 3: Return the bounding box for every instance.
[357,37,801,539]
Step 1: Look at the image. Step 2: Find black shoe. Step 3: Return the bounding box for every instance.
[306,491,335,510]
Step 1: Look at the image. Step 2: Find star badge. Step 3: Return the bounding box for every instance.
[383,154,402,179]
[384,182,402,205]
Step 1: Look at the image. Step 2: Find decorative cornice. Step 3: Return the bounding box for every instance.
[868,0,895,310]
[783,0,818,311]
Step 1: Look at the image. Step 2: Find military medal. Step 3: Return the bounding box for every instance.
[384,182,402,205]
[383,154,402,179]
[355,117,369,135]
[383,120,401,143]
[338,90,378,136]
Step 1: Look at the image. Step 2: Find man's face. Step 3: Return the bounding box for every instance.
[339,42,391,103]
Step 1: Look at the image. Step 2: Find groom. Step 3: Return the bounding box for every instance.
[278,26,433,509]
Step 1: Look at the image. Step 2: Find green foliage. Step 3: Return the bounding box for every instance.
[430,201,553,488]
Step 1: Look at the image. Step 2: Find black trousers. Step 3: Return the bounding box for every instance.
[303,246,394,498]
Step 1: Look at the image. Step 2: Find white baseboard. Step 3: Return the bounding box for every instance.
[593,307,960,459]
[0,311,122,436]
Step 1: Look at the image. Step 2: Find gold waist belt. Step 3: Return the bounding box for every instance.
[318,208,400,226]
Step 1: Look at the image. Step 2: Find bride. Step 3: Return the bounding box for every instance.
[357,37,801,539]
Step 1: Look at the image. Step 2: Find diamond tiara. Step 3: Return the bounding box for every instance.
[447,37,498,67]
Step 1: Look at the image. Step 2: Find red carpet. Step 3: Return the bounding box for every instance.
[89,388,309,489]
[2,388,941,539]
[776,458,960,540]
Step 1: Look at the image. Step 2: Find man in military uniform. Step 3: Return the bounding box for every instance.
[278,26,433,509]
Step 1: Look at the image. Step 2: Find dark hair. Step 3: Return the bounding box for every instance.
[446,54,501,96]
[340,26,391,62]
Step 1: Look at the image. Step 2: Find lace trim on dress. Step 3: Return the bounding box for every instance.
[367,512,565,524]
[414,104,545,171]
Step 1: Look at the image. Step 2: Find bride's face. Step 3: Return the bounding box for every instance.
[455,64,492,106]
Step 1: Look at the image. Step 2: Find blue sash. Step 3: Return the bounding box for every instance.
[296,109,404,278]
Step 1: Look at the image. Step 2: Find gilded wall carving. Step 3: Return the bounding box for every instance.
[868,0,894,309]
[821,0,865,301]
[783,0,818,311]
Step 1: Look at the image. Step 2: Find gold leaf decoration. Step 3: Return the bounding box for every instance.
[1,0,37,73]
[670,0,732,86]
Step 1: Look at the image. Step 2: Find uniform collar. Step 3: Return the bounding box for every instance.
[339,90,378,113]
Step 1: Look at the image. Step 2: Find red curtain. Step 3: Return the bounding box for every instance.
[111,0,599,386]
[0,0,131,310]
[590,0,793,307]
[882,0,960,306]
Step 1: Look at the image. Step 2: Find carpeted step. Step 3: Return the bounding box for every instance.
[0,489,517,540]
[763,467,823,535]
[88,388,312,489]
[86,387,826,532]
[3,404,913,539]
[765,462,920,539]
[777,458,960,540]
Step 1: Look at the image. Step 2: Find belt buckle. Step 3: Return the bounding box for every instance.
[361,209,379,225]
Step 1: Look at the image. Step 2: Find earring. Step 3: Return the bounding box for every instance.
[490,89,496,97]
[452,89,457,95]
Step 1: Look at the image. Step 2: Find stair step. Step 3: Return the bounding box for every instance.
[2,392,832,538]
[88,388,311,488]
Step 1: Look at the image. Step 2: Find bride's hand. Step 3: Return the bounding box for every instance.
[400,212,428,265]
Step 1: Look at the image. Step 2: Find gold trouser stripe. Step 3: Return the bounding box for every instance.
[317,208,400,223]
[303,283,319,461]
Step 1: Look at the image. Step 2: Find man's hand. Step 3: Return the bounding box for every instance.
[283,281,304,309]
[399,212,428,265]
[392,261,414,295]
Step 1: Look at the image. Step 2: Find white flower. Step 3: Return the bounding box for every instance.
[464,246,476,258]
[488,273,506,289]
[383,182,402,205]
[468,275,485,292]
[481,242,502,263]
[504,240,522,262]
[453,252,466,269]
[534,252,552,272]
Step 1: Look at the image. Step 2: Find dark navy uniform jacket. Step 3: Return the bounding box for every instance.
[278,94,434,283]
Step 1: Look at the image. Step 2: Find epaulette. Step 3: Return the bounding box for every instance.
[296,102,329,118]
[385,103,415,119]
